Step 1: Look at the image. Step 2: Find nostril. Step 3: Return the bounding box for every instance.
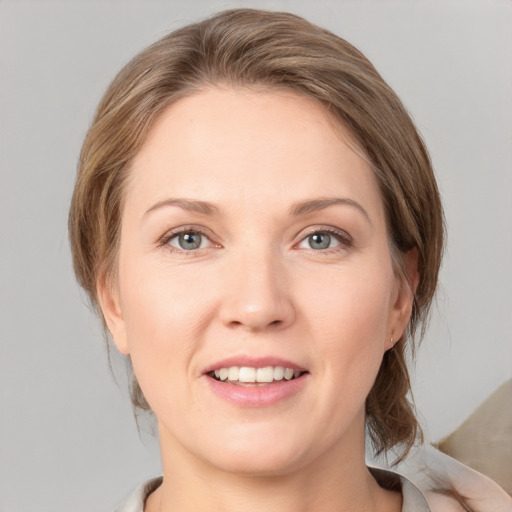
[220,292,295,331]
[226,317,286,330]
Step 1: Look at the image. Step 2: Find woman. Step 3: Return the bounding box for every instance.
[68,9,511,512]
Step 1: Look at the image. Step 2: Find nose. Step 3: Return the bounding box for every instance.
[218,247,296,332]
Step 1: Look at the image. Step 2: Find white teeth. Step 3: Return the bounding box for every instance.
[211,365,303,384]
[256,367,274,383]
[284,368,294,380]
[228,367,239,381]
[273,366,285,380]
[239,367,256,383]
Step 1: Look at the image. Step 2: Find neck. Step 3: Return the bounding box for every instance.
[145,416,401,512]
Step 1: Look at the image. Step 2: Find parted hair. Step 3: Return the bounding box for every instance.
[69,8,444,461]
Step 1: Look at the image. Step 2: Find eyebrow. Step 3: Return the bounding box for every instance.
[289,197,371,224]
[143,196,370,224]
[144,198,221,217]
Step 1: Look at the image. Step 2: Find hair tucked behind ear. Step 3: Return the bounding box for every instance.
[69,8,444,461]
[366,340,423,463]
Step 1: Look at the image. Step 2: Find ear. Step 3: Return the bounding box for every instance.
[96,274,130,355]
[386,247,420,350]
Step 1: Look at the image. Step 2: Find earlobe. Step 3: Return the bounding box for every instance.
[96,275,130,355]
[388,247,420,349]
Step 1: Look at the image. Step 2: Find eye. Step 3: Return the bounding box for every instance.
[297,229,351,251]
[166,230,209,251]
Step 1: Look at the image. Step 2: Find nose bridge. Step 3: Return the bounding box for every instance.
[220,241,295,331]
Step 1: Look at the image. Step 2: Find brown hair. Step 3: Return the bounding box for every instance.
[69,8,444,460]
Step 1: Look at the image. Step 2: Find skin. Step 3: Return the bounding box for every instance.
[98,87,417,512]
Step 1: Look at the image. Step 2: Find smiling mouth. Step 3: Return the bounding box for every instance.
[208,366,308,386]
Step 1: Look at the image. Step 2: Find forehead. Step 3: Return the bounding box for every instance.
[126,87,383,221]
[133,86,362,165]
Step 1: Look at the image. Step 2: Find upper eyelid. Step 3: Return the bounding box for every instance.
[160,225,216,243]
[297,225,352,241]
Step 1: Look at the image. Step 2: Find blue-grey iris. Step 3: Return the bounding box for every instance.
[309,233,331,250]
[179,232,202,250]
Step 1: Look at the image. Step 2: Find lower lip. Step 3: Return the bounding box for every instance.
[202,374,309,407]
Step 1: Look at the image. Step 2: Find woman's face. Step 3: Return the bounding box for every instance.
[100,87,414,476]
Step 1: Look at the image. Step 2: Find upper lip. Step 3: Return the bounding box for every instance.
[202,355,308,375]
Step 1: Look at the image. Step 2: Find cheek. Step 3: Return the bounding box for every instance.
[299,263,394,392]
[120,250,206,339]
[301,264,393,345]
[116,258,211,406]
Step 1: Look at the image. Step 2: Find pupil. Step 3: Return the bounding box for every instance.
[310,233,330,250]
[179,232,201,250]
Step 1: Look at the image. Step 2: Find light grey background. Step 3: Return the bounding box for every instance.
[1,1,511,511]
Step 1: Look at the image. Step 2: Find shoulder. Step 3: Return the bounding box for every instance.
[369,465,471,511]
[113,477,163,512]
[369,466,431,511]
[392,445,512,512]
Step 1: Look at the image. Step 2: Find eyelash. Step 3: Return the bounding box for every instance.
[158,226,217,256]
[158,226,353,255]
[298,227,353,253]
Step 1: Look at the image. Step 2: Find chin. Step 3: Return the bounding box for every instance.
[208,449,304,477]
[196,430,310,477]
